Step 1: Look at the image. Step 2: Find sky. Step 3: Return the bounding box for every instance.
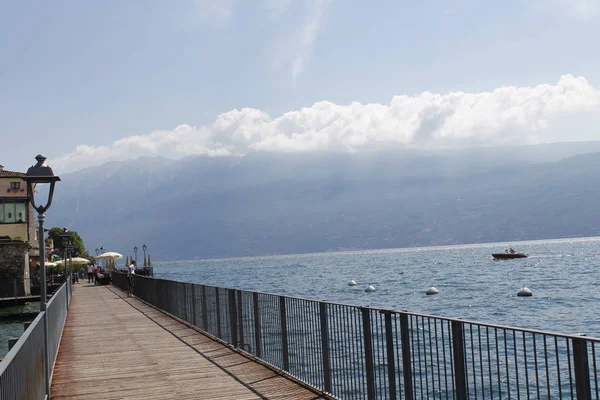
[1,0,599,173]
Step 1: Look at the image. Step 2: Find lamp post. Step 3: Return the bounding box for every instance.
[67,243,73,285]
[23,154,60,397]
[134,245,138,264]
[142,244,147,267]
[59,228,72,303]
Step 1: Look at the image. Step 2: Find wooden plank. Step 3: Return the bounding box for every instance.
[50,284,334,399]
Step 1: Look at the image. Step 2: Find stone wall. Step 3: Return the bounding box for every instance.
[0,239,31,296]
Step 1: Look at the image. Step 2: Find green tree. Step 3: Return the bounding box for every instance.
[47,227,87,257]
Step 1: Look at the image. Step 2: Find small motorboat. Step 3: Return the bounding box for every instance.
[492,251,528,259]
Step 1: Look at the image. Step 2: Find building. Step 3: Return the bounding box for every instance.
[0,164,39,296]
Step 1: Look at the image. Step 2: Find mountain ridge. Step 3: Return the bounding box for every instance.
[48,142,600,260]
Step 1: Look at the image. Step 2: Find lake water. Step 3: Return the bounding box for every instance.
[152,237,600,338]
[0,302,39,358]
[2,237,599,359]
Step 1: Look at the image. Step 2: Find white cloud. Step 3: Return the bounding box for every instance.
[270,0,333,83]
[53,75,600,172]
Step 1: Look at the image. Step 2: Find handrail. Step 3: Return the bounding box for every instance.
[113,272,600,399]
[0,277,72,400]
[118,273,600,342]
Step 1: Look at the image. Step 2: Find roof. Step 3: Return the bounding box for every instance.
[0,169,26,178]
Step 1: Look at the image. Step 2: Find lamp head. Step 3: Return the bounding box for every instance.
[23,154,61,214]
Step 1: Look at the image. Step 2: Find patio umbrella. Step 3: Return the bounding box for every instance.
[56,257,92,265]
[96,252,123,260]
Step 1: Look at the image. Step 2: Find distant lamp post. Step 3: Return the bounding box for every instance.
[59,228,72,302]
[143,244,147,267]
[23,154,60,397]
[134,246,138,264]
[66,243,74,285]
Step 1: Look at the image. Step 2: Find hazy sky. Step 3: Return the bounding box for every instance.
[1,0,599,173]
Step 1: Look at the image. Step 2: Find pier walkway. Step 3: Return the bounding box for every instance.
[50,284,333,399]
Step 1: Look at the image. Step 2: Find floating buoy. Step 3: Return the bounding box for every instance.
[348,279,357,286]
[426,287,439,295]
[365,285,376,292]
[517,287,533,297]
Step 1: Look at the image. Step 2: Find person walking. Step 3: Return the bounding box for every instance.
[127,260,136,297]
[87,264,94,283]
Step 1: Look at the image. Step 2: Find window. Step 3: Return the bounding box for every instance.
[0,198,27,223]
[10,182,21,190]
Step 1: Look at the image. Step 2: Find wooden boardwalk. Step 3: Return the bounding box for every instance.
[50,284,334,399]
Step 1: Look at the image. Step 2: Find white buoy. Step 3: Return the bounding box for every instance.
[426,287,439,295]
[517,287,533,297]
[365,285,376,292]
[348,279,358,286]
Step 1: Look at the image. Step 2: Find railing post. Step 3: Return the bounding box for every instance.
[182,282,188,321]
[451,320,467,400]
[215,287,222,338]
[229,289,238,346]
[253,292,262,358]
[399,312,414,400]
[202,285,209,331]
[382,311,397,400]
[573,336,592,400]
[191,284,197,327]
[319,302,332,393]
[361,307,376,400]
[279,296,290,370]
[237,291,245,350]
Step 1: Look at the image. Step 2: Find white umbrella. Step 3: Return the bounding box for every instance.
[45,262,58,267]
[96,252,123,260]
[56,257,92,265]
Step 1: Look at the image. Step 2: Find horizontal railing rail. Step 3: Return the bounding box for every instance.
[113,272,599,400]
[0,276,72,400]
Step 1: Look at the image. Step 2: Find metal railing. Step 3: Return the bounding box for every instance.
[0,276,72,399]
[113,272,599,400]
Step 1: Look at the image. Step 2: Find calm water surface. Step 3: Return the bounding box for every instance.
[0,302,39,357]
[153,237,600,338]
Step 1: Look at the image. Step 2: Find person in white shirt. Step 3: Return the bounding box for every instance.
[127,260,136,297]
[87,264,94,283]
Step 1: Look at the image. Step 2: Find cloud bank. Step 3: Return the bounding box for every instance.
[54,75,600,171]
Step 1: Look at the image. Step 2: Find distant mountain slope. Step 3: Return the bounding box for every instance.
[48,143,600,260]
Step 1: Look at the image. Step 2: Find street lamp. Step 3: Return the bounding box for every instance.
[23,154,60,397]
[142,244,147,267]
[134,246,138,264]
[59,228,72,302]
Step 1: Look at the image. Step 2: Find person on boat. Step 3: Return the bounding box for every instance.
[505,249,509,253]
[509,248,515,254]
